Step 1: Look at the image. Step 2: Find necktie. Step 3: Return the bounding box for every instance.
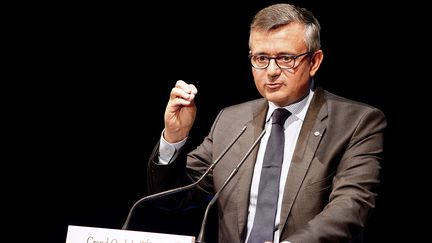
[247,108,291,243]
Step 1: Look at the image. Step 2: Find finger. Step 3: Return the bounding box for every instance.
[170,87,196,101]
[175,80,198,96]
[171,81,198,101]
[169,96,194,107]
[187,83,198,96]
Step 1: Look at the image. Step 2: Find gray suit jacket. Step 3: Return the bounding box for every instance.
[147,87,386,243]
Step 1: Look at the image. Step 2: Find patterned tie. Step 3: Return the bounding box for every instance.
[247,108,291,243]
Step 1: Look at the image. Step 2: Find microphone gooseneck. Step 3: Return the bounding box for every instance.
[121,125,247,230]
[196,128,267,243]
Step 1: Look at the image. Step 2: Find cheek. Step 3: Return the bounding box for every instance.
[252,71,265,97]
[252,71,265,90]
[252,69,266,83]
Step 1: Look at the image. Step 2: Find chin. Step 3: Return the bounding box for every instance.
[266,94,288,106]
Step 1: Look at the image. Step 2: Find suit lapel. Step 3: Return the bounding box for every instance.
[279,88,328,232]
[235,100,268,238]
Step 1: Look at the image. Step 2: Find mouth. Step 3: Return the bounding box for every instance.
[266,83,283,89]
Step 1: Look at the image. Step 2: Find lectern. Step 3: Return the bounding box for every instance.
[66,225,195,243]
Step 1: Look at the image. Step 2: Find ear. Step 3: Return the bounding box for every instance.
[309,50,323,77]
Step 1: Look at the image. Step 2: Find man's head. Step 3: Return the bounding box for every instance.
[249,3,323,107]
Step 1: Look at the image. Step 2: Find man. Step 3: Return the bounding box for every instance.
[147,3,386,243]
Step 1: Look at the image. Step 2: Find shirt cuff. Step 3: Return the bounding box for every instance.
[158,130,187,165]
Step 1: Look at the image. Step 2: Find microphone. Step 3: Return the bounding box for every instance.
[195,128,267,243]
[121,125,247,230]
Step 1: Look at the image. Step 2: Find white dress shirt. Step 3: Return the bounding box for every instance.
[246,90,313,243]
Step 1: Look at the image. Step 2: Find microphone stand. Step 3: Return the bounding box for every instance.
[195,129,266,243]
[121,126,247,230]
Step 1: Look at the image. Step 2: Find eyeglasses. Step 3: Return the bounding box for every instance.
[249,51,311,69]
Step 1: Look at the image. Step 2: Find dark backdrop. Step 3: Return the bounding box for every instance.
[23,1,424,242]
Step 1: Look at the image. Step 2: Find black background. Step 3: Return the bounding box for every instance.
[17,1,425,242]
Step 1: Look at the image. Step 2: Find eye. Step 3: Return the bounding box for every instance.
[255,55,269,63]
[277,55,294,63]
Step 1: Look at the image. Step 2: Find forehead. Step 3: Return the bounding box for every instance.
[250,23,306,53]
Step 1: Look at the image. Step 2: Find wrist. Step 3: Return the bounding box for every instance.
[163,129,188,143]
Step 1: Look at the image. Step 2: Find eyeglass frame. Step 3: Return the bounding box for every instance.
[248,51,311,69]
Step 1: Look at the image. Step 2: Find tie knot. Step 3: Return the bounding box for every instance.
[272,108,291,125]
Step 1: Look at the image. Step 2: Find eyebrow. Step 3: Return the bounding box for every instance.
[252,52,297,56]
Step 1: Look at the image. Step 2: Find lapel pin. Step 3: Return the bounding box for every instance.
[314,131,320,136]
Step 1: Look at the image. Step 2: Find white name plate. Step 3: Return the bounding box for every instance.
[66,225,195,243]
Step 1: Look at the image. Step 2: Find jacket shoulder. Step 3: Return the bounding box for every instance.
[322,89,385,116]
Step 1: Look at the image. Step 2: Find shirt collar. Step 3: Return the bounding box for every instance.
[266,88,315,123]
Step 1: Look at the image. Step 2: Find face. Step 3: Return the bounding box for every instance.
[249,23,323,107]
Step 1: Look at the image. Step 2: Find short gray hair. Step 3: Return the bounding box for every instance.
[249,3,321,52]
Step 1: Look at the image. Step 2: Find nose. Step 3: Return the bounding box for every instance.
[267,58,282,75]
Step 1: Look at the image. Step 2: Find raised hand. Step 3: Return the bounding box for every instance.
[163,80,198,143]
